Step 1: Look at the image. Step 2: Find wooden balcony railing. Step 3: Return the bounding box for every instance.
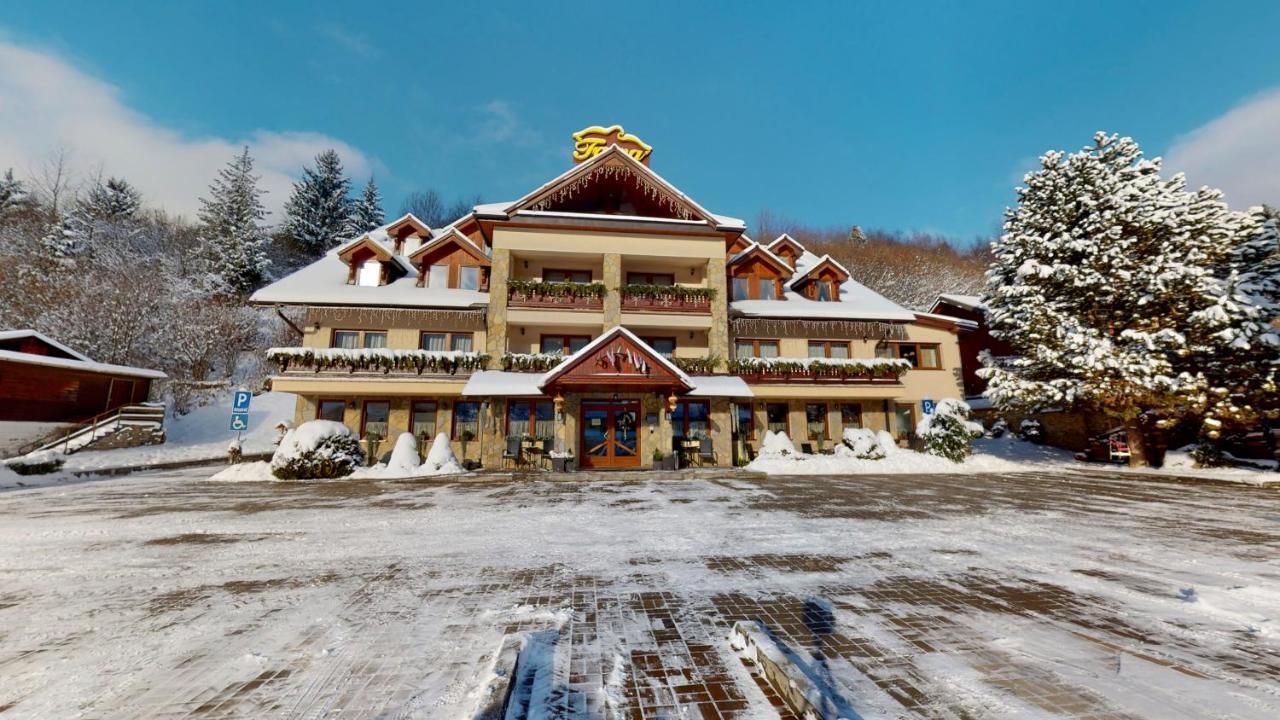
[507,280,606,310]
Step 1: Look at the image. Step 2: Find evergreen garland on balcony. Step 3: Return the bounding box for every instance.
[266,348,490,375]
[671,356,719,374]
[619,284,716,301]
[507,279,607,299]
[501,352,564,372]
[727,356,911,378]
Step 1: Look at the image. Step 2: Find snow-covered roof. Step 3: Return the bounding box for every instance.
[732,250,916,322]
[934,294,984,311]
[250,252,489,309]
[0,329,92,362]
[913,311,979,330]
[765,233,807,254]
[408,226,489,262]
[685,375,753,397]
[785,254,851,289]
[728,241,793,273]
[461,370,545,397]
[0,330,165,379]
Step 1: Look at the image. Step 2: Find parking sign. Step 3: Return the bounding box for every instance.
[921,398,936,415]
[230,413,249,432]
[232,390,252,413]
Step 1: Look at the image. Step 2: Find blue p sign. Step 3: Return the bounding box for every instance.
[232,390,252,413]
[921,399,937,415]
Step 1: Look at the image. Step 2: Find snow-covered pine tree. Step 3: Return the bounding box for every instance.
[346,176,385,236]
[981,132,1255,466]
[199,147,271,296]
[1190,207,1280,440]
[0,168,36,217]
[283,149,352,253]
[916,399,983,462]
[52,176,143,257]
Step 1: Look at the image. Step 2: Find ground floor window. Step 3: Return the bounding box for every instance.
[410,400,437,442]
[894,403,916,438]
[453,401,480,441]
[732,402,754,440]
[507,399,555,438]
[805,403,828,440]
[361,400,390,439]
[766,403,789,435]
[317,399,345,422]
[671,400,710,439]
[840,403,862,429]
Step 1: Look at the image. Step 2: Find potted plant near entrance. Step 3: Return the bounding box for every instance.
[550,448,574,472]
[653,448,677,471]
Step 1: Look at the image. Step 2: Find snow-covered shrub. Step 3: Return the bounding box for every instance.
[386,432,421,473]
[422,432,465,475]
[841,428,885,460]
[759,431,798,457]
[270,420,364,480]
[916,399,983,463]
[1188,441,1226,468]
[876,430,900,456]
[5,450,65,476]
[987,418,1008,438]
[1019,418,1045,444]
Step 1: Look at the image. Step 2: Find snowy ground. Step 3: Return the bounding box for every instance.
[0,467,1276,718]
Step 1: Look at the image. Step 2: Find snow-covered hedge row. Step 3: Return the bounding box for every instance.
[270,420,364,479]
[728,356,910,378]
[267,347,490,374]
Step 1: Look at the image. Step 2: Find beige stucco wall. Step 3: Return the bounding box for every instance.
[301,308,487,352]
[493,227,724,261]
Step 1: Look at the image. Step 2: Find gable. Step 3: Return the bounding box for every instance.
[507,146,717,225]
[728,245,793,279]
[541,327,692,392]
[766,235,806,267]
[385,213,432,252]
[0,334,82,361]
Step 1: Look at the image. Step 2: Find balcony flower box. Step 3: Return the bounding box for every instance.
[507,280,606,309]
[266,347,490,375]
[620,284,714,313]
[727,356,910,383]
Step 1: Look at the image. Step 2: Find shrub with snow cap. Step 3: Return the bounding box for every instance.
[916,399,983,463]
[270,420,364,480]
[842,428,886,460]
[876,430,900,456]
[422,432,465,474]
[758,430,798,457]
[386,432,421,473]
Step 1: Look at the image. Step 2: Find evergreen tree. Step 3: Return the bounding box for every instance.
[981,132,1255,466]
[0,168,36,217]
[283,149,352,252]
[916,399,983,463]
[53,176,143,257]
[347,176,385,235]
[199,147,271,296]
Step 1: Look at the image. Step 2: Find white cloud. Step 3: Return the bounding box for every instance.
[0,39,376,220]
[1164,88,1280,210]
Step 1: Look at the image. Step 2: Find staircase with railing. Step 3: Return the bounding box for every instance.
[14,404,167,457]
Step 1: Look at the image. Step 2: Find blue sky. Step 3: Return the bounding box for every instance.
[3,1,1279,244]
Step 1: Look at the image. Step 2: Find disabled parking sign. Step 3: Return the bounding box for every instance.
[230,413,249,432]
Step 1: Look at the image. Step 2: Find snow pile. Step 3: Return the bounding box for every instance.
[747,431,1077,475]
[349,433,466,479]
[916,399,984,463]
[758,431,798,457]
[208,461,274,482]
[841,428,885,460]
[386,433,421,473]
[270,420,364,480]
[423,433,466,475]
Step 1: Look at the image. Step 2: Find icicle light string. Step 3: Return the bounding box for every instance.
[730,317,908,341]
[528,162,695,220]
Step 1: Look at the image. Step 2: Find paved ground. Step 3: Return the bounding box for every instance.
[0,468,1277,719]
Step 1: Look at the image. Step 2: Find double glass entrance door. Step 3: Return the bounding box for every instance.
[580,400,640,468]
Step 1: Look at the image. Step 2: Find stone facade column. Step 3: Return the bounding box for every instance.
[486,248,512,369]
[706,259,729,370]
[710,398,733,466]
[602,252,622,328]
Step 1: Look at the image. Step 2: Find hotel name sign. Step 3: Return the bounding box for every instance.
[572,125,652,166]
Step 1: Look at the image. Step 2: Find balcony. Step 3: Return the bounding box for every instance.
[266,347,490,377]
[507,280,605,310]
[727,357,910,384]
[619,284,714,314]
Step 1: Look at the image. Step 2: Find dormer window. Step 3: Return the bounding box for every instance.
[410,229,492,291]
[791,255,850,303]
[459,266,481,291]
[336,235,404,287]
[356,259,382,287]
[727,243,792,301]
[427,264,449,288]
[814,280,835,301]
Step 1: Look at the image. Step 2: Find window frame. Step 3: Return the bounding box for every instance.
[734,338,781,359]
[542,268,592,284]
[840,403,863,429]
[539,334,592,355]
[419,330,474,352]
[360,399,391,439]
[765,402,790,436]
[458,265,481,291]
[640,336,677,358]
[894,403,917,439]
[805,403,829,441]
[626,271,676,286]
[504,399,556,438]
[330,328,387,349]
[427,263,450,288]
[807,340,852,359]
[880,342,943,370]
[671,400,711,439]
[728,272,783,301]
[316,398,346,422]
[409,400,438,440]
[452,400,481,440]
[733,401,755,441]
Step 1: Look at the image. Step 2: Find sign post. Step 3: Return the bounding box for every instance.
[230,390,252,444]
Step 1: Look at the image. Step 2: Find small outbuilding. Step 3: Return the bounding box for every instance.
[0,330,166,422]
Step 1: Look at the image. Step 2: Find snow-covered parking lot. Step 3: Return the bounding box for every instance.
[1,468,1277,718]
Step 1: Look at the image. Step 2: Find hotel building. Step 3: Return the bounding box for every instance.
[251,127,969,470]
